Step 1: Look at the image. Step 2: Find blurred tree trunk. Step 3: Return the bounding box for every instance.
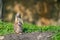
[0,0,2,19]
[57,0,60,25]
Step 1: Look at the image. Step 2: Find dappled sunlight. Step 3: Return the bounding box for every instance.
[2,0,60,26]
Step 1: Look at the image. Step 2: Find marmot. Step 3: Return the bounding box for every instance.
[14,12,23,34]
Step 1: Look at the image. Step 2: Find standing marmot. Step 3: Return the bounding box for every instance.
[14,12,23,34]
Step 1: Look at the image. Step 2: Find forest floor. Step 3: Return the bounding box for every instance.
[1,31,53,40]
[0,20,60,40]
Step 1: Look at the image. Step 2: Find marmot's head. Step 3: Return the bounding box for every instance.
[15,12,21,18]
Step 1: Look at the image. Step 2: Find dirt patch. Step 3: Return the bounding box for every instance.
[3,32,53,40]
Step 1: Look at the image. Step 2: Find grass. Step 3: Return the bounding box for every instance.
[0,20,14,36]
[0,20,60,40]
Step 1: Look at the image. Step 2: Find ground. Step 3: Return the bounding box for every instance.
[1,31,53,40]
